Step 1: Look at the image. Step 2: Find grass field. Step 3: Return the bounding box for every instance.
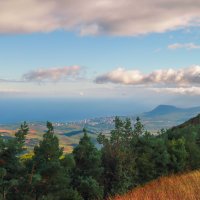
[112,170,200,200]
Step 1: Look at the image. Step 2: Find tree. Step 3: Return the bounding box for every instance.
[0,122,29,200]
[167,138,188,173]
[26,122,80,200]
[73,128,103,200]
[15,122,29,152]
[133,117,144,137]
[134,133,170,184]
[98,117,136,196]
[152,138,169,177]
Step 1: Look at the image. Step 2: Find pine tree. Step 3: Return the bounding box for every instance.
[98,117,136,196]
[0,122,29,200]
[167,138,188,173]
[27,122,81,200]
[73,128,103,200]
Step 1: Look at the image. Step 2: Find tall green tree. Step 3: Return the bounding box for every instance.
[0,122,29,200]
[73,128,103,200]
[167,138,188,173]
[98,117,136,196]
[26,122,81,200]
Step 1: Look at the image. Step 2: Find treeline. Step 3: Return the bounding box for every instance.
[1,117,200,200]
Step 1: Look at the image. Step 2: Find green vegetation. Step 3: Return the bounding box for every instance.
[1,115,200,199]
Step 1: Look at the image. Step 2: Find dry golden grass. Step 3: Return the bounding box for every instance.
[0,128,73,153]
[60,145,73,153]
[111,170,200,200]
[0,129,15,135]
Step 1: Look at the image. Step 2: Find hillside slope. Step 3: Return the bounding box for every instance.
[171,113,200,131]
[112,170,200,200]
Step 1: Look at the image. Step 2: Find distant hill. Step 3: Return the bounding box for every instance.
[112,170,200,200]
[144,105,182,117]
[144,105,200,118]
[139,105,200,130]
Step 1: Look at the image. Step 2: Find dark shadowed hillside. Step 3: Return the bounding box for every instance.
[171,113,200,131]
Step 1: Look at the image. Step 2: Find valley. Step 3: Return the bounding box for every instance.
[1,104,200,153]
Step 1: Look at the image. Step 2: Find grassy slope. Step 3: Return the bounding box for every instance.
[112,170,200,200]
[112,114,200,200]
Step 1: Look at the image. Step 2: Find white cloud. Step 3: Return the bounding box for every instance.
[168,43,200,50]
[79,91,84,96]
[151,87,200,95]
[95,66,200,95]
[0,78,20,82]
[95,66,200,86]
[23,66,82,82]
[0,88,25,94]
[96,68,144,85]
[1,0,200,35]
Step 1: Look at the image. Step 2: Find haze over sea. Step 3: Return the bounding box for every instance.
[0,98,149,124]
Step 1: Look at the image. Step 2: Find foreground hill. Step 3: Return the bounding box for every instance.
[112,170,200,200]
[111,115,200,200]
[1,115,200,199]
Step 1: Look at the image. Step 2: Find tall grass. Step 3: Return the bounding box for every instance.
[111,170,200,200]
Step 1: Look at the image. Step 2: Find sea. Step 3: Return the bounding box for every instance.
[0,98,148,124]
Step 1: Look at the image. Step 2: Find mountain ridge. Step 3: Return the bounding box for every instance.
[144,104,200,117]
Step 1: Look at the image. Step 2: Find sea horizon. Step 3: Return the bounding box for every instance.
[0,97,150,124]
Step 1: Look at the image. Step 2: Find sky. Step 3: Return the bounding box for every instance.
[1,0,200,108]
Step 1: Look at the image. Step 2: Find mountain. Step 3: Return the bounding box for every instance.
[112,170,200,200]
[144,105,182,117]
[144,105,200,118]
[139,105,200,130]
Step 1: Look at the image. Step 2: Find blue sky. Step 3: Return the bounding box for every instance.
[0,0,200,108]
[1,29,200,76]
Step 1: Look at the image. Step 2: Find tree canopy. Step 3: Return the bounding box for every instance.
[1,116,200,199]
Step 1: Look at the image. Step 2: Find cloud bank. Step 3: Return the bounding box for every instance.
[95,66,200,86]
[23,66,82,82]
[168,43,200,50]
[95,66,200,95]
[1,0,200,35]
[151,87,200,95]
[0,88,25,95]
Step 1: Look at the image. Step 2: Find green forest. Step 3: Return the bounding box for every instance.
[1,116,200,200]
